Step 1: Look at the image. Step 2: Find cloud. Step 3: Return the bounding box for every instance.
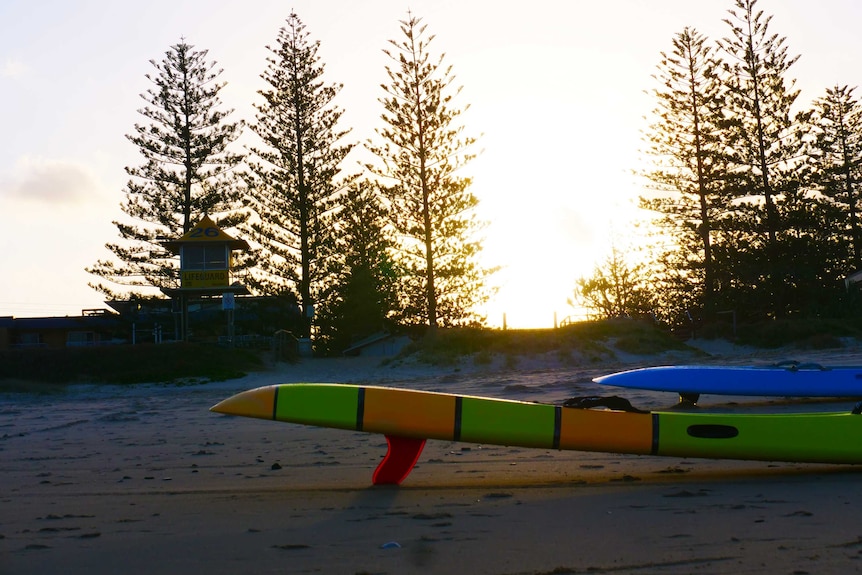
[0,158,101,204]
[1,58,27,78]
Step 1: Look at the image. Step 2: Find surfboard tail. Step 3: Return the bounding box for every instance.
[212,386,429,485]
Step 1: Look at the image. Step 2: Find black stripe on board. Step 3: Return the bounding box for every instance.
[453,396,463,441]
[651,413,660,455]
[356,387,366,431]
[553,406,562,449]
[272,386,279,420]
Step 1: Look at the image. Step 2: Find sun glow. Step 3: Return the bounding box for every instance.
[476,195,645,329]
[466,97,648,329]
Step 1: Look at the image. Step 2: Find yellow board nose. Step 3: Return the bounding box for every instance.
[210,386,277,420]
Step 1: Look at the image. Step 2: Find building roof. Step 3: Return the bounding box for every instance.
[2,315,122,330]
[161,214,250,253]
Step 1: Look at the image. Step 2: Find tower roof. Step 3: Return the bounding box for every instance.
[161,215,250,253]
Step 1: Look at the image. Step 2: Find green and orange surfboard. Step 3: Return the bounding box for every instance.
[211,383,862,484]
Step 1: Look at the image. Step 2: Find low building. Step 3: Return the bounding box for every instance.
[0,310,125,350]
[0,293,305,351]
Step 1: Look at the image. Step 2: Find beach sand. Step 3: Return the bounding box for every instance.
[4,342,862,574]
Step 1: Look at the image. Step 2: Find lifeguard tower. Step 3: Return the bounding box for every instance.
[161,215,250,342]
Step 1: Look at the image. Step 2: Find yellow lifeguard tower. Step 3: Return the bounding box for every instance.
[161,215,250,341]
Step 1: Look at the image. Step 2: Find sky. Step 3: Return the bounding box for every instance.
[3,0,862,328]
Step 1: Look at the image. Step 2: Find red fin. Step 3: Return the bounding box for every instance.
[372,435,427,485]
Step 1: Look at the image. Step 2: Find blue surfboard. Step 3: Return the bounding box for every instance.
[594,363,862,401]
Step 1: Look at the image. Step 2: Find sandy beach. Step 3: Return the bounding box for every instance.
[4,341,862,574]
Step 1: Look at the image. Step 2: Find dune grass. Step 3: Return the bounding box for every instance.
[399,318,689,366]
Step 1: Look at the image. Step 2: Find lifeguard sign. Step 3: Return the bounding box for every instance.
[161,215,249,291]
